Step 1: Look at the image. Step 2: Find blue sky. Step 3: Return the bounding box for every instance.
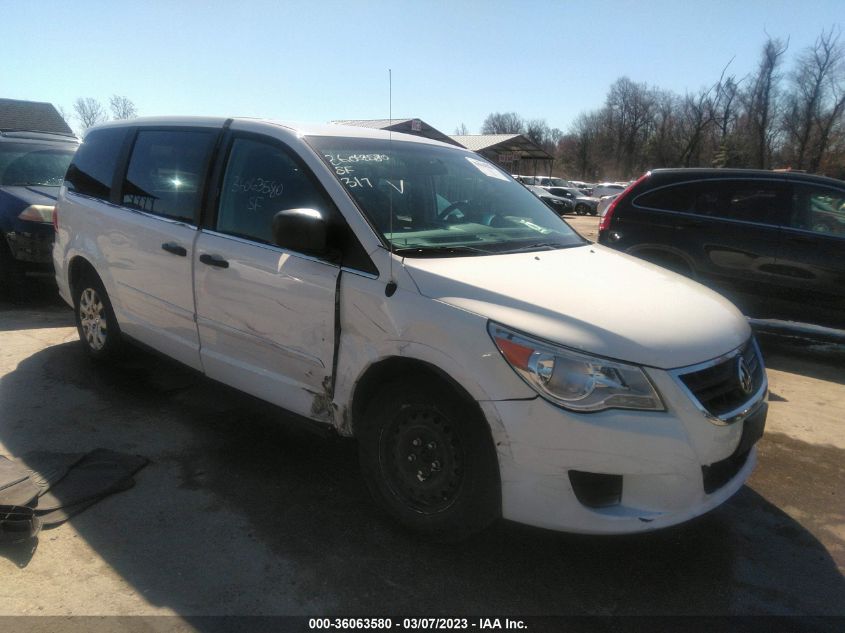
[2,1,842,135]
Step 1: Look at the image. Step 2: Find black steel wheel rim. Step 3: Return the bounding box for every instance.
[379,406,464,514]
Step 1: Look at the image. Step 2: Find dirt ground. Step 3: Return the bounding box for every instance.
[0,261,842,623]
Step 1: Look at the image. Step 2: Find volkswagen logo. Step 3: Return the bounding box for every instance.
[737,356,753,395]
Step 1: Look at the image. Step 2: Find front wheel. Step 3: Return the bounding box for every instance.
[358,378,500,540]
[575,204,588,216]
[74,273,123,360]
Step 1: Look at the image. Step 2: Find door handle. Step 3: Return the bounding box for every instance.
[199,253,229,269]
[161,242,187,257]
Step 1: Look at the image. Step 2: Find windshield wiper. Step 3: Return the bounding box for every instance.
[393,244,493,257]
[499,241,569,253]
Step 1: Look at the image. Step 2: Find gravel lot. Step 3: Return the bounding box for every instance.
[0,237,842,622]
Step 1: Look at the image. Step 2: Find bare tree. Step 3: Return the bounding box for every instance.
[783,29,845,171]
[525,118,549,145]
[454,123,469,135]
[554,34,845,178]
[74,97,107,131]
[481,112,524,134]
[109,95,137,120]
[677,83,720,167]
[647,89,681,167]
[746,36,789,168]
[605,77,655,176]
[810,81,845,173]
[715,76,741,141]
[568,113,602,179]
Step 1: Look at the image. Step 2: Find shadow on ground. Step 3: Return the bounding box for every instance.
[0,337,842,618]
[0,280,72,331]
[757,332,845,387]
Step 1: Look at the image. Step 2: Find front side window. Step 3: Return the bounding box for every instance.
[717,182,790,224]
[307,136,584,256]
[65,127,127,200]
[791,183,845,236]
[121,129,216,222]
[216,137,332,244]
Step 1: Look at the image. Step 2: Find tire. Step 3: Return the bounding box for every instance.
[575,204,588,216]
[73,271,123,360]
[589,208,598,216]
[357,378,500,540]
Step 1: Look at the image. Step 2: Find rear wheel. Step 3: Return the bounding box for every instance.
[73,272,123,360]
[358,378,500,540]
[575,204,588,216]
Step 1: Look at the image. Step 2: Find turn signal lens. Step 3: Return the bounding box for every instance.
[18,204,55,224]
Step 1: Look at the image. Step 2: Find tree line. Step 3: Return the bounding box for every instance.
[469,29,845,182]
[58,95,138,135]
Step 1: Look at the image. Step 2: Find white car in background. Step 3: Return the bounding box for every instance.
[593,182,627,198]
[597,193,620,217]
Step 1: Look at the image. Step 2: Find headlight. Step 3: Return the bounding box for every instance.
[18,204,55,224]
[488,322,664,412]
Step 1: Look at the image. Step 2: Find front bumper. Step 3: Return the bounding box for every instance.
[5,229,54,265]
[482,365,766,534]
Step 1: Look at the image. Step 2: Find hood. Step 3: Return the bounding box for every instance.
[402,244,750,369]
[1,185,60,205]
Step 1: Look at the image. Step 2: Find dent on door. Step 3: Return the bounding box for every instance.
[194,233,340,421]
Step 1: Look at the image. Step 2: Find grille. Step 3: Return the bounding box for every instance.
[678,339,764,419]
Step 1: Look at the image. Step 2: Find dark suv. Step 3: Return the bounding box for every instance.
[598,168,845,330]
[0,130,78,292]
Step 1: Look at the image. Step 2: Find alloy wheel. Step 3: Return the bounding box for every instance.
[79,287,108,351]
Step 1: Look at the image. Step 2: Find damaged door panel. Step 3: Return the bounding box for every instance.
[194,234,340,421]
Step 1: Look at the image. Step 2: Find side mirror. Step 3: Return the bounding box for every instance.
[272,208,328,256]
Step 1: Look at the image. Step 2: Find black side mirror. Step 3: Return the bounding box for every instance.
[272,208,328,256]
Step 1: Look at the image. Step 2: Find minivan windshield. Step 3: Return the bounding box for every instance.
[307,136,585,256]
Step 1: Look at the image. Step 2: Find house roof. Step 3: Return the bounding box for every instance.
[331,118,462,147]
[332,118,412,129]
[449,134,553,160]
[0,98,74,135]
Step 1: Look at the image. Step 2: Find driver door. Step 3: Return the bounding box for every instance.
[193,134,340,419]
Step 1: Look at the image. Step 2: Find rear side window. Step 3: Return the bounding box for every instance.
[636,179,790,225]
[121,129,216,223]
[64,127,128,200]
[635,183,696,212]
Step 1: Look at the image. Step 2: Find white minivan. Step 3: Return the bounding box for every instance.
[53,117,768,538]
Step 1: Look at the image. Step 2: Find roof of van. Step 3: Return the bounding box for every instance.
[86,116,462,149]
